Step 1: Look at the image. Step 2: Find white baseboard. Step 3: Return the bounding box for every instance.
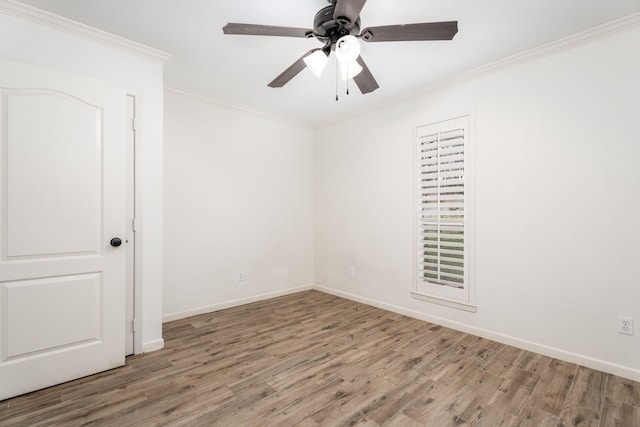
[162,284,314,323]
[313,285,640,383]
[141,338,164,353]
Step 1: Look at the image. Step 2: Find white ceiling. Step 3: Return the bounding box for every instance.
[15,0,640,126]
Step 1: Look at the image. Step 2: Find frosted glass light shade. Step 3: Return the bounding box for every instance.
[335,35,361,64]
[303,50,329,77]
[340,61,363,81]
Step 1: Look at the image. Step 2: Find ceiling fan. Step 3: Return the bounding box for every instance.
[223,0,458,95]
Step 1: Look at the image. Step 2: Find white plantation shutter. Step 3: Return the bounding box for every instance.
[415,116,473,305]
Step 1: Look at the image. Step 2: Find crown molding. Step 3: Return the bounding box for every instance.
[164,86,313,129]
[315,12,640,129]
[0,0,172,63]
[424,11,640,93]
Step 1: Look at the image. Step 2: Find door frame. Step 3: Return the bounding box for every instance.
[128,92,144,355]
[126,94,136,355]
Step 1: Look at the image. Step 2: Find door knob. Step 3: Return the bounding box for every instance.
[110,237,122,247]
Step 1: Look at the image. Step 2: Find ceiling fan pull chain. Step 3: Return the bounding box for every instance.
[335,59,339,101]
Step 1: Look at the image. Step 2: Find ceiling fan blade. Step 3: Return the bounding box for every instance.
[268,50,317,88]
[352,55,379,94]
[360,21,458,42]
[223,23,312,38]
[333,0,367,25]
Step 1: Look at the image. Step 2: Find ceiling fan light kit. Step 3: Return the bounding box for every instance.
[340,61,363,81]
[303,49,330,77]
[335,35,361,63]
[335,34,362,81]
[222,0,458,95]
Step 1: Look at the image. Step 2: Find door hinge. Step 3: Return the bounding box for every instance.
[132,318,138,332]
[132,218,136,232]
[131,117,137,131]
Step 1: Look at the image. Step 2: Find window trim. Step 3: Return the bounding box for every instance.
[413,115,476,310]
[410,291,477,312]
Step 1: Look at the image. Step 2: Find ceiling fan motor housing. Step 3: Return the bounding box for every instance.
[313,5,361,45]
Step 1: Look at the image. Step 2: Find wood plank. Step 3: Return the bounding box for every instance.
[385,412,425,427]
[266,375,375,426]
[488,367,540,416]
[424,409,470,426]
[600,400,640,427]
[485,345,525,377]
[446,369,504,421]
[471,404,518,426]
[308,375,395,425]
[403,375,468,422]
[606,374,640,407]
[524,359,578,416]
[516,350,552,375]
[570,366,608,412]
[512,408,559,427]
[557,404,601,427]
[445,335,505,380]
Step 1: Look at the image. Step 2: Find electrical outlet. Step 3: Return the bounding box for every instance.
[617,316,633,335]
[236,270,245,282]
[347,266,356,279]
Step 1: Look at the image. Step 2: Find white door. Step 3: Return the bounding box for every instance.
[0,58,127,400]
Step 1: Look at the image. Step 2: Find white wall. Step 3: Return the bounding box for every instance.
[314,26,640,379]
[0,7,166,353]
[162,90,315,320]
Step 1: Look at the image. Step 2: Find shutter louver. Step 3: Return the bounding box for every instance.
[418,128,465,290]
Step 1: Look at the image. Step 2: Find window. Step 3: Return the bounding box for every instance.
[413,116,475,310]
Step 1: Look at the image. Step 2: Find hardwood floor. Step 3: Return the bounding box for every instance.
[1,290,639,426]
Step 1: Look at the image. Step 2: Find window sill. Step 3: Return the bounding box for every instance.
[410,292,477,313]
